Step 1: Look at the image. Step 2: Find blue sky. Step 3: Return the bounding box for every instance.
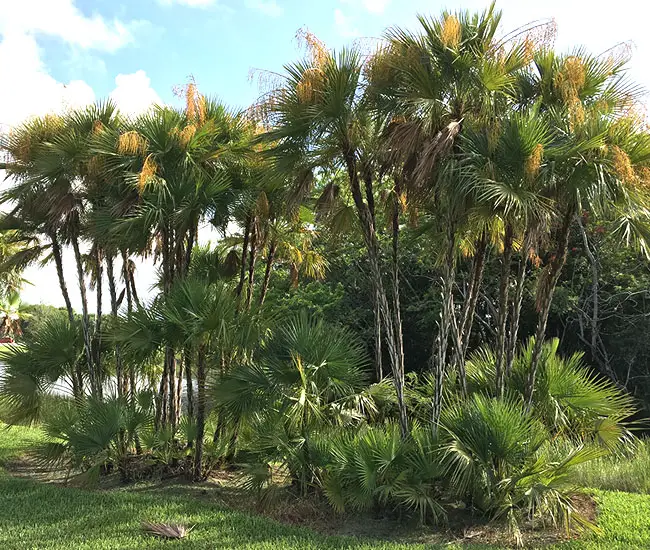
[37,0,438,110]
[2,0,650,309]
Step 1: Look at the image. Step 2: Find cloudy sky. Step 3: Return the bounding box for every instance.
[1,0,649,310]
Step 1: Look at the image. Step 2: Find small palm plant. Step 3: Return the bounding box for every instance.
[215,312,372,497]
[440,394,603,542]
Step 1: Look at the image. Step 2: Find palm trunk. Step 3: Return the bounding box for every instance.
[236,215,252,302]
[575,216,617,381]
[525,208,574,407]
[121,250,134,397]
[452,231,488,389]
[50,233,83,396]
[50,233,74,324]
[245,218,258,310]
[258,241,276,307]
[106,254,123,396]
[432,225,456,431]
[93,247,103,387]
[184,346,194,420]
[184,220,197,276]
[374,286,383,381]
[71,235,97,397]
[506,230,530,377]
[128,266,141,310]
[390,182,406,416]
[495,224,514,396]
[344,151,408,437]
[193,344,207,481]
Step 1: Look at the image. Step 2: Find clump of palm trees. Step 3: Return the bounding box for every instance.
[1,2,650,542]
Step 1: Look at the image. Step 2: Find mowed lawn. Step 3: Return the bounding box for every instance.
[1,425,650,549]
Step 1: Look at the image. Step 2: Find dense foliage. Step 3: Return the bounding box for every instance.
[1,3,650,544]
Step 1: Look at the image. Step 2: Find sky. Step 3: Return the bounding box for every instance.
[1,0,650,310]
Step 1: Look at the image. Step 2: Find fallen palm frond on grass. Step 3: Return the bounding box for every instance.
[141,521,194,539]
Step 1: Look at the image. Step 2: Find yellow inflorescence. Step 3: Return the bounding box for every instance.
[525,143,544,180]
[555,56,586,103]
[138,154,158,192]
[440,15,461,49]
[296,67,324,103]
[179,124,197,148]
[611,145,635,183]
[118,131,148,156]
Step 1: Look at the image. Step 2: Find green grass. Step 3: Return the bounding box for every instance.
[571,439,650,494]
[0,423,44,467]
[1,425,650,549]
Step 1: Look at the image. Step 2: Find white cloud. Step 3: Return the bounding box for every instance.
[334,9,359,38]
[245,0,284,17]
[0,32,95,126]
[110,71,163,116]
[0,0,138,52]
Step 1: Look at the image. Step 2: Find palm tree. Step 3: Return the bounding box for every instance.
[261,32,409,436]
[94,88,251,427]
[0,116,77,327]
[520,49,650,404]
[462,107,553,394]
[375,3,539,420]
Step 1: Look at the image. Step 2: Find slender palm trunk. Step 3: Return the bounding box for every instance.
[236,216,252,302]
[506,230,530,376]
[106,254,123,396]
[245,218,258,310]
[193,345,207,481]
[50,233,74,324]
[259,241,276,307]
[344,151,408,437]
[50,233,83,396]
[128,266,141,310]
[495,224,514,396]
[452,231,488,390]
[525,209,574,407]
[576,216,616,381]
[72,235,97,397]
[374,286,383,381]
[121,250,134,397]
[93,247,103,386]
[390,183,406,418]
[184,346,194,420]
[432,226,456,431]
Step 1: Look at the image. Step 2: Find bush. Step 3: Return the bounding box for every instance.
[321,422,444,524]
[440,394,601,539]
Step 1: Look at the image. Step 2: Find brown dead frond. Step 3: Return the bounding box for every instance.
[487,121,501,154]
[138,154,158,192]
[440,15,461,49]
[141,521,193,539]
[600,41,633,74]
[636,166,650,189]
[296,27,329,68]
[118,131,148,156]
[413,120,461,184]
